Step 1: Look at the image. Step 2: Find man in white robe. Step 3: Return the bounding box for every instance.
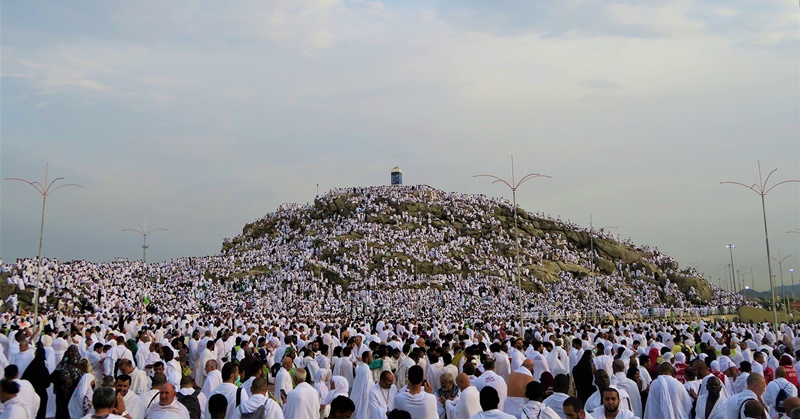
[145,383,191,419]
[333,347,356,388]
[274,356,294,407]
[119,359,149,397]
[542,373,571,418]
[351,351,375,419]
[394,365,437,418]
[471,358,508,412]
[764,366,797,418]
[10,340,34,377]
[643,363,692,419]
[695,376,727,419]
[204,362,239,419]
[231,377,284,419]
[200,360,222,399]
[194,340,215,388]
[283,369,320,418]
[611,360,642,418]
[447,373,481,419]
[368,370,397,419]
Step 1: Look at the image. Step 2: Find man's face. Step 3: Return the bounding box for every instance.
[563,405,584,419]
[159,385,176,406]
[707,378,722,397]
[595,371,610,390]
[115,379,130,396]
[311,342,319,352]
[381,374,394,389]
[602,391,620,413]
[154,364,165,375]
[440,377,453,392]
[515,340,524,350]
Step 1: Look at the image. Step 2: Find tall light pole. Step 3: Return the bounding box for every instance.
[123,219,168,264]
[772,254,792,313]
[726,244,738,293]
[791,269,797,305]
[5,163,82,332]
[475,155,550,336]
[721,160,799,329]
[589,217,617,322]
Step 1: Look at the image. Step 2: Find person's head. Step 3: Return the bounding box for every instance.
[0,379,19,403]
[783,397,800,416]
[119,359,135,374]
[612,359,625,374]
[408,365,424,386]
[3,365,18,381]
[743,399,767,419]
[455,373,470,391]
[602,387,620,413]
[92,387,117,411]
[439,372,455,392]
[554,374,569,394]
[525,381,545,402]
[143,370,163,389]
[747,373,767,396]
[522,359,534,374]
[777,366,787,379]
[329,395,356,419]
[692,359,709,377]
[158,383,177,406]
[179,376,194,389]
[387,409,412,419]
[658,362,675,377]
[221,362,238,383]
[115,374,131,396]
[293,368,307,385]
[380,371,394,389]
[282,356,293,370]
[251,377,268,396]
[479,386,501,411]
[208,394,228,419]
[706,376,722,398]
[153,361,165,376]
[594,369,610,390]
[563,396,587,419]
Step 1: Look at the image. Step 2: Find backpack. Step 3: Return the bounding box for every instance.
[176,389,202,419]
[776,382,792,413]
[239,404,266,419]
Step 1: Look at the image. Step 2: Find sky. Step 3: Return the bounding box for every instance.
[1,0,798,293]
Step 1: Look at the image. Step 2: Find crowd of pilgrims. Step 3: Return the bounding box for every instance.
[1,311,800,418]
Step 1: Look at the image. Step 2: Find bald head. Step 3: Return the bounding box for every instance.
[776,367,787,378]
[658,362,675,376]
[612,359,625,373]
[782,397,800,414]
[455,373,470,391]
[522,359,534,372]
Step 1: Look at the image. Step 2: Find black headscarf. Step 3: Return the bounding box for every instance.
[572,349,596,404]
[21,345,51,392]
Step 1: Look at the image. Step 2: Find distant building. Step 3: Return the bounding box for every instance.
[391,167,403,185]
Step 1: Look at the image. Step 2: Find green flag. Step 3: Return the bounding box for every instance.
[142,295,150,305]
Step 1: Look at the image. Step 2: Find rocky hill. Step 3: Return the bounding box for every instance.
[220,185,735,314]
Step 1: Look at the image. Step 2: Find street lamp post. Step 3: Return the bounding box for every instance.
[772,255,792,313]
[123,219,168,264]
[721,160,799,329]
[726,245,738,293]
[5,163,82,332]
[791,269,797,304]
[475,155,550,336]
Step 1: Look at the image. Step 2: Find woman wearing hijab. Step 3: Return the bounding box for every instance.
[322,376,350,417]
[648,347,660,379]
[315,368,331,404]
[51,345,82,419]
[21,345,51,419]
[67,359,94,419]
[627,366,647,413]
[572,349,595,404]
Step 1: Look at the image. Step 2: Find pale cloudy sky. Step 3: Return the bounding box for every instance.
[1,1,798,292]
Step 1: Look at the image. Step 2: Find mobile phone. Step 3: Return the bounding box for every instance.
[422,380,427,387]
[280,389,287,399]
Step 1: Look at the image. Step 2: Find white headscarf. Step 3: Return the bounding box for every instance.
[68,373,94,419]
[324,375,349,405]
[314,368,330,403]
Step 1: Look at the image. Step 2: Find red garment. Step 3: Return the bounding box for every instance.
[675,363,687,384]
[765,366,774,384]
[648,348,659,375]
[712,370,726,385]
[785,365,799,388]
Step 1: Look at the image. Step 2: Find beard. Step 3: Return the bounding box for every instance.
[604,404,619,413]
